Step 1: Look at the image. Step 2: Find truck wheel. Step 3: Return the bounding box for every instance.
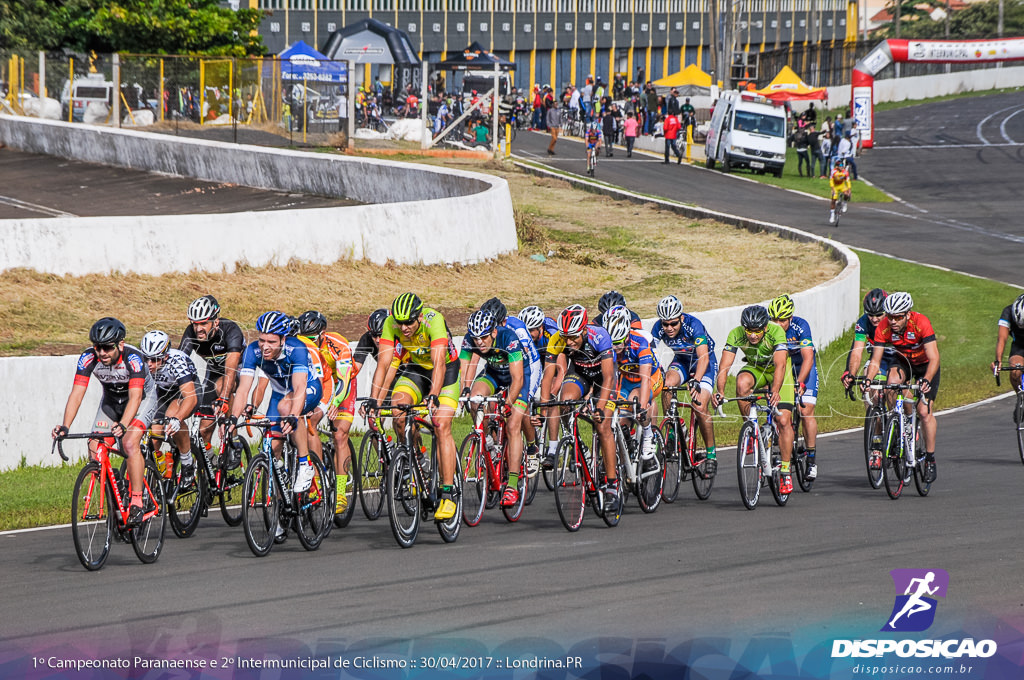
[773,167,784,178]
[722,155,732,173]
[705,156,715,169]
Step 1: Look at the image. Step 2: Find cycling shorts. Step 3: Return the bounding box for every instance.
[889,360,940,402]
[562,370,598,399]
[331,375,357,423]
[830,183,851,199]
[617,368,664,403]
[739,362,795,409]
[474,368,531,410]
[393,361,461,410]
[197,372,237,413]
[93,392,158,434]
[666,358,716,394]
[1009,342,1024,361]
[793,361,819,405]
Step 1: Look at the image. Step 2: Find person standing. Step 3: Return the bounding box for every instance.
[623,111,639,157]
[602,105,617,156]
[644,85,659,135]
[546,97,561,155]
[819,131,832,178]
[806,123,822,178]
[666,88,681,116]
[663,114,682,164]
[792,124,810,177]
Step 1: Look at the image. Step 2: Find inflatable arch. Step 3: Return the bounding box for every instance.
[851,37,1024,148]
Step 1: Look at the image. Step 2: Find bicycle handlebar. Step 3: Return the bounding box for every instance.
[993,364,1024,387]
[51,432,124,463]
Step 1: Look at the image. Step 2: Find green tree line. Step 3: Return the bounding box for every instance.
[876,0,1024,39]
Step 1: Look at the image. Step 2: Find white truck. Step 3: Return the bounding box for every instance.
[704,90,788,178]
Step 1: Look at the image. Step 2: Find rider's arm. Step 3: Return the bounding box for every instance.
[284,368,309,417]
[847,339,867,376]
[507,358,524,410]
[428,342,447,400]
[458,340,480,393]
[770,349,788,407]
[176,379,199,418]
[694,343,710,383]
[596,355,615,413]
[922,340,940,385]
[637,363,652,412]
[370,341,396,402]
[59,382,89,432]
[231,373,255,418]
[796,345,814,386]
[218,351,242,401]
[865,345,884,383]
[994,325,1010,369]
[715,349,737,397]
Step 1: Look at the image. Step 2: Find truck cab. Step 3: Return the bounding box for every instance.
[705,90,787,177]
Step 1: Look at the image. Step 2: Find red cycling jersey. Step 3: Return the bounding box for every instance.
[872,311,936,366]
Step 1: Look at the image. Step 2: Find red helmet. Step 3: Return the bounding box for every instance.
[558,304,589,336]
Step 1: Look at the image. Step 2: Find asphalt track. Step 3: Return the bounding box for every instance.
[2,94,1024,678]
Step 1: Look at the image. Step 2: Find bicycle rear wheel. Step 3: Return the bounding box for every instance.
[358,431,387,520]
[881,418,905,500]
[130,459,167,564]
[242,453,278,557]
[863,404,884,489]
[1017,394,1024,465]
[295,455,331,551]
[386,453,419,548]
[637,429,665,514]
[71,462,114,571]
[332,440,358,529]
[736,422,762,510]
[501,447,528,523]
[688,422,714,501]
[168,449,207,539]
[437,455,463,543]
[460,433,486,527]
[768,453,790,507]
[912,423,931,497]
[660,421,682,503]
[219,436,251,527]
[553,437,586,531]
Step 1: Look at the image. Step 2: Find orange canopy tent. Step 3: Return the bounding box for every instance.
[755,66,826,101]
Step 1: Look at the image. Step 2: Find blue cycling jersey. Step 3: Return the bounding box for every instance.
[614,329,660,380]
[505,316,541,369]
[460,326,528,384]
[532,317,559,361]
[782,317,816,370]
[652,314,716,370]
[239,336,313,395]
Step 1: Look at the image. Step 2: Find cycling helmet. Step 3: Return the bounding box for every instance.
[834,158,848,169]
[518,305,545,330]
[863,288,888,316]
[657,295,684,321]
[367,308,389,337]
[391,293,423,324]
[1013,294,1024,327]
[466,310,497,338]
[883,291,913,316]
[558,304,589,336]
[297,310,327,337]
[90,317,126,345]
[603,305,632,344]
[139,330,171,359]
[768,294,795,320]
[480,297,508,325]
[286,316,300,337]
[187,295,220,322]
[255,310,292,336]
[740,305,770,331]
[598,290,626,314]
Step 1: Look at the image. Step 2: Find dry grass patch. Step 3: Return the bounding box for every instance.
[0,161,841,355]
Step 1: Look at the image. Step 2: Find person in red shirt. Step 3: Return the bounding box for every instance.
[865,292,940,483]
[663,114,682,164]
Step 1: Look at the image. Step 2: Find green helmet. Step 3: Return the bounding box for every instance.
[391,292,423,323]
[768,294,795,320]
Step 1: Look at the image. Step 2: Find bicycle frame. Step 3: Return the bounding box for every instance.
[381,403,441,513]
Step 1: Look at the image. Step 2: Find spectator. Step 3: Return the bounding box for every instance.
[806,123,822,178]
[801,102,817,126]
[849,120,863,156]
[532,85,544,130]
[819,131,832,177]
[546,97,561,155]
[644,85,659,135]
[838,131,857,180]
[663,114,683,164]
[593,78,606,118]
[602,105,617,156]
[581,77,594,122]
[666,88,681,116]
[623,110,639,157]
[569,85,581,119]
[791,124,810,177]
[472,118,490,146]
[833,113,845,140]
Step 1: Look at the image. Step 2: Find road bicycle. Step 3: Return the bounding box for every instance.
[660,384,715,502]
[607,398,664,514]
[144,417,208,539]
[375,402,463,548]
[459,392,527,525]
[847,379,887,489]
[54,432,167,571]
[790,396,813,493]
[994,364,1024,463]
[238,418,332,556]
[586,144,598,177]
[872,382,930,499]
[356,405,394,521]
[722,391,790,510]
[831,191,849,226]
[315,418,358,530]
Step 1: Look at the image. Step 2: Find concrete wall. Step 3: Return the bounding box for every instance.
[823,65,1024,110]
[0,115,518,275]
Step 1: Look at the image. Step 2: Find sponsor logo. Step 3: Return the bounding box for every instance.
[78,353,95,371]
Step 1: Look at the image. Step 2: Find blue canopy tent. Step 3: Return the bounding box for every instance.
[277,40,347,84]
[274,41,348,130]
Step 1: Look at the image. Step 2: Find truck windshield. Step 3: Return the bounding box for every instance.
[733,111,784,137]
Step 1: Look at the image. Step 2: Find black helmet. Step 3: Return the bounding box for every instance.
[367,308,389,337]
[297,310,327,337]
[863,288,887,316]
[740,305,770,331]
[480,297,508,325]
[90,317,126,345]
[598,290,626,314]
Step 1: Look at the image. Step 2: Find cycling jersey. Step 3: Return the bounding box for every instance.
[854,313,897,362]
[613,329,660,380]
[723,323,788,369]
[150,348,201,402]
[781,316,816,371]
[460,326,531,405]
[239,336,314,395]
[586,129,602,147]
[178,319,245,376]
[314,332,354,398]
[380,308,457,370]
[998,305,1024,348]
[652,313,716,370]
[351,331,404,375]
[872,311,936,367]
[505,316,541,369]
[829,167,851,195]
[298,336,332,410]
[545,325,614,382]
[531,317,560,363]
[75,344,156,406]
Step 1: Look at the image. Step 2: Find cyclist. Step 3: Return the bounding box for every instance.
[828,157,852,225]
[53,318,159,526]
[994,294,1024,422]
[651,295,718,474]
[540,304,620,512]
[459,310,531,506]
[366,293,461,521]
[231,311,322,539]
[714,305,796,495]
[139,330,202,487]
[865,292,940,483]
[297,310,357,517]
[179,295,245,453]
[768,294,820,480]
[842,288,893,469]
[585,122,602,167]
[603,306,663,459]
[519,305,564,419]
[593,290,642,329]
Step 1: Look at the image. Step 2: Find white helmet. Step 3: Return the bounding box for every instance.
[140,330,171,359]
[1012,294,1024,327]
[657,295,684,321]
[603,305,632,344]
[518,305,546,330]
[883,291,913,316]
[187,295,220,322]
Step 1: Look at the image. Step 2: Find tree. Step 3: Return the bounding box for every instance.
[873,0,1024,38]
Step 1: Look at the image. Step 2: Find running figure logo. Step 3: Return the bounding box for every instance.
[882,568,949,632]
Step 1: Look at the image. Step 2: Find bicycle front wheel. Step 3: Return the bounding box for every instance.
[912,424,931,497]
[863,404,884,489]
[386,453,420,548]
[168,451,207,539]
[501,446,527,523]
[333,440,358,529]
[219,436,251,527]
[637,429,665,514]
[295,454,331,551]
[358,431,386,520]
[242,453,279,557]
[71,462,114,571]
[130,459,167,564]
[881,418,905,500]
[736,422,762,510]
[660,421,682,503]
[553,437,585,531]
[688,421,714,501]
[460,433,486,527]
[437,454,463,543]
[1017,394,1024,465]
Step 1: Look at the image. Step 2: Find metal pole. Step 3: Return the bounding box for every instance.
[159,59,165,122]
[68,57,74,122]
[492,62,499,156]
[998,0,1004,37]
[421,59,429,150]
[112,53,121,127]
[347,60,355,150]
[38,51,45,98]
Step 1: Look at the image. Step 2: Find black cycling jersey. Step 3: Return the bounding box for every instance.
[74,344,156,406]
[352,331,379,367]
[999,305,1024,348]
[179,319,245,376]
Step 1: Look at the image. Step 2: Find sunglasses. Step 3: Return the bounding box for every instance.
[662,320,681,328]
[94,343,117,352]
[145,356,165,364]
[395,319,418,328]
[745,327,766,336]
[886,313,907,321]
